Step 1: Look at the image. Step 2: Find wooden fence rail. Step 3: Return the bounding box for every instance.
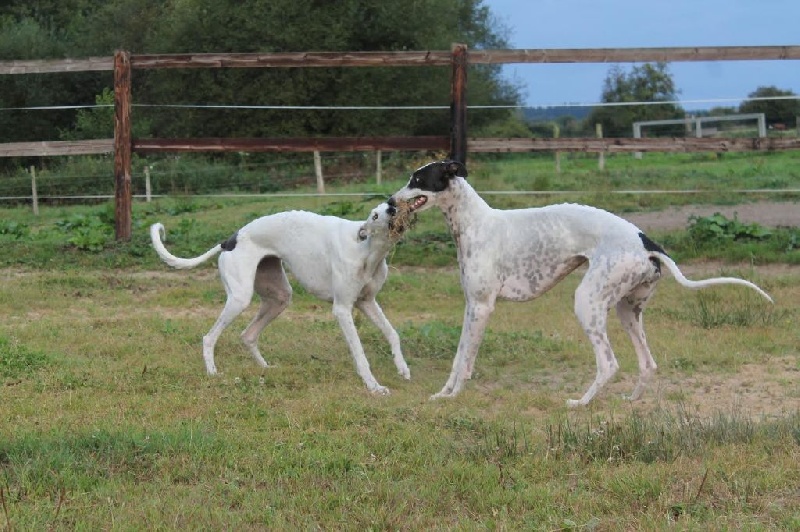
[132,136,450,154]
[0,139,113,157]
[4,135,799,159]
[469,137,800,153]
[4,45,799,74]
[1,44,798,239]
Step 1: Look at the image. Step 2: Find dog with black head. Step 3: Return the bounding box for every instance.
[390,160,772,406]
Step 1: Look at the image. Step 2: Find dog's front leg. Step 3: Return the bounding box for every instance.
[332,302,390,395]
[431,299,494,400]
[356,299,410,380]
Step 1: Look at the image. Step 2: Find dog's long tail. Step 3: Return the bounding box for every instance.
[150,222,222,270]
[653,252,773,303]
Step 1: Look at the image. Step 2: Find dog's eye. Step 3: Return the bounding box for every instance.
[372,213,378,220]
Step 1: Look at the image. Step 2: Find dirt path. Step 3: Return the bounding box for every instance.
[623,200,799,232]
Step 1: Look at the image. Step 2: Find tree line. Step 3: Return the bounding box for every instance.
[1,0,796,165]
[0,0,520,147]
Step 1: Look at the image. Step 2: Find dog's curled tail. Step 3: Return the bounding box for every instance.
[150,222,222,270]
[653,252,773,303]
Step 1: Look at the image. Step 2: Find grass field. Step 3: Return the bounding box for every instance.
[1,153,799,529]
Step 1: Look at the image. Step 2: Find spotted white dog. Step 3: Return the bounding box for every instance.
[390,160,772,406]
[150,203,410,395]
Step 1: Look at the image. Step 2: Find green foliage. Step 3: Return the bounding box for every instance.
[394,230,457,267]
[318,201,363,217]
[739,86,800,127]
[546,407,800,464]
[54,212,114,252]
[0,248,798,527]
[0,0,522,151]
[472,113,533,138]
[658,212,800,264]
[2,425,222,494]
[0,335,50,379]
[0,219,28,238]
[666,290,786,329]
[587,62,684,137]
[59,88,153,141]
[688,212,772,244]
[0,15,85,157]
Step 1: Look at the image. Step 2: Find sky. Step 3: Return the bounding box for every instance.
[483,0,800,110]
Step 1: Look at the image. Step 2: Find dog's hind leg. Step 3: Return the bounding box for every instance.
[568,288,617,406]
[202,251,258,375]
[615,280,659,401]
[568,256,660,406]
[356,298,410,380]
[240,256,293,368]
[567,260,640,407]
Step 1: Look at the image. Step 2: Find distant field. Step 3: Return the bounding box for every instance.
[1,153,798,528]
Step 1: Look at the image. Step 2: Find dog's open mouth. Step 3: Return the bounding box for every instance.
[388,198,418,238]
[409,196,427,211]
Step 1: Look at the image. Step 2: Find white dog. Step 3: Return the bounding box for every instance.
[389,160,772,406]
[150,202,410,395]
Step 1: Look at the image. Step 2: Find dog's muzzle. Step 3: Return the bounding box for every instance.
[388,195,427,212]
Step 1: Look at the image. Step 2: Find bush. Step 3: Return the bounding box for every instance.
[688,212,772,243]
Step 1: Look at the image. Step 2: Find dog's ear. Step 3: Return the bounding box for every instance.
[444,160,468,179]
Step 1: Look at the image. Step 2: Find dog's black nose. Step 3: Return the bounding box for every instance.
[386,204,397,216]
[387,197,396,207]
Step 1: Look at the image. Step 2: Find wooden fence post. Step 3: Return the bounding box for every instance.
[30,166,39,215]
[553,124,561,173]
[144,165,152,202]
[375,150,382,185]
[113,50,132,241]
[314,151,325,194]
[595,123,605,170]
[449,43,468,164]
[632,122,643,159]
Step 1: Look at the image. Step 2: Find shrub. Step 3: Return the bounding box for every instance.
[688,213,772,244]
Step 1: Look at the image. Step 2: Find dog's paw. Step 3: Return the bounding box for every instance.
[566,399,584,408]
[398,367,411,380]
[429,391,455,400]
[370,385,391,396]
[621,392,643,402]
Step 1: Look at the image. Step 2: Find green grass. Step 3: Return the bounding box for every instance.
[1,265,798,528]
[2,151,799,269]
[0,153,799,528]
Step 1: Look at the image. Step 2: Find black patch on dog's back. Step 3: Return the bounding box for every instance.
[220,231,238,252]
[639,232,667,273]
[639,232,666,255]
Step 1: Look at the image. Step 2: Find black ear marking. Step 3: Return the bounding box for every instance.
[444,160,468,178]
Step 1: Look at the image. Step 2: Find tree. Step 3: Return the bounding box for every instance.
[586,62,684,137]
[1,0,522,144]
[739,86,799,127]
[139,0,521,139]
